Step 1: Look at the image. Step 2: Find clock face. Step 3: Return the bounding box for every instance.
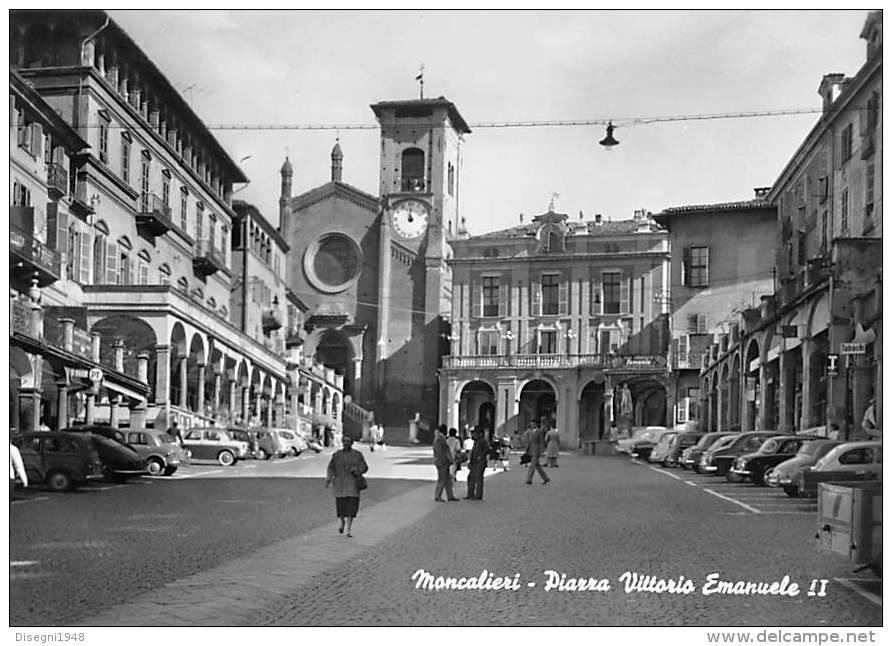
[391,199,429,239]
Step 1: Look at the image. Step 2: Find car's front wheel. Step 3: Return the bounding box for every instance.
[46,470,74,492]
[217,450,236,467]
[146,458,165,477]
[291,447,301,457]
[256,448,269,460]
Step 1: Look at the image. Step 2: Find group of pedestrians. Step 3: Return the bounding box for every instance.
[432,424,491,501]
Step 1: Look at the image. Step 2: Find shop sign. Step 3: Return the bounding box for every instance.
[840,343,866,355]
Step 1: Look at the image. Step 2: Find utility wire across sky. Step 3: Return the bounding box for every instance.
[201,107,828,131]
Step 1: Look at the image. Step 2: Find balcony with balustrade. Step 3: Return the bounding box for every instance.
[136,191,174,237]
[442,352,668,374]
[10,217,62,287]
[46,162,68,200]
[193,239,226,277]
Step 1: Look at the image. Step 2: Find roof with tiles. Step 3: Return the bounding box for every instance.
[472,218,647,240]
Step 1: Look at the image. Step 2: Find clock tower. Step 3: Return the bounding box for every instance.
[370,97,471,428]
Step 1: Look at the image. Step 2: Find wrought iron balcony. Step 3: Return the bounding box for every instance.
[10,220,62,287]
[46,163,68,200]
[262,307,283,331]
[193,239,226,276]
[136,192,174,236]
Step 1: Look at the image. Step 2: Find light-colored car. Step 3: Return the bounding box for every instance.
[766,439,841,496]
[647,432,679,465]
[277,429,307,456]
[247,428,289,459]
[125,429,189,476]
[797,441,882,498]
[181,427,249,466]
[616,427,669,456]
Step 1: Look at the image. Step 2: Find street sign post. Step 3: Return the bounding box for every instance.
[827,354,839,377]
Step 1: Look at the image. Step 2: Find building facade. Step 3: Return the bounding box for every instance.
[653,191,777,431]
[440,208,671,448]
[280,98,469,433]
[10,67,150,432]
[8,9,320,433]
[700,11,882,439]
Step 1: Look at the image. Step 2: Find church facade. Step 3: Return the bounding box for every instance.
[279,97,470,432]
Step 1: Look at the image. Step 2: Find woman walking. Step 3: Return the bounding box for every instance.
[325,436,368,537]
[545,425,560,468]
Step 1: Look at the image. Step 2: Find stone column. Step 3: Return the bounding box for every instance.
[799,339,814,430]
[352,357,363,404]
[59,318,75,352]
[131,353,150,429]
[109,395,121,429]
[56,382,68,430]
[241,386,250,424]
[85,391,95,425]
[155,345,170,405]
[778,348,797,433]
[178,358,188,409]
[604,389,615,429]
[851,356,872,440]
[274,395,285,427]
[758,361,771,431]
[229,379,237,418]
[266,396,274,427]
[213,372,222,415]
[255,391,263,424]
[91,331,102,363]
[196,363,206,415]
[113,338,125,372]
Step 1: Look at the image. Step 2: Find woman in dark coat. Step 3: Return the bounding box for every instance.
[325,436,368,537]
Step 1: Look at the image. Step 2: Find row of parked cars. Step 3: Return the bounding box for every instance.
[616,427,882,497]
[11,425,324,493]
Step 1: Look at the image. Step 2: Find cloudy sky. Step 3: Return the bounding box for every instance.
[110,9,869,235]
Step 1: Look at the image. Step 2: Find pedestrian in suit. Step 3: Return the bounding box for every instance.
[525,422,551,485]
[545,425,560,468]
[466,427,489,500]
[446,427,462,481]
[433,425,460,502]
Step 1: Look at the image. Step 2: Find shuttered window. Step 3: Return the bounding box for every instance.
[93,235,107,284]
[541,273,560,315]
[482,276,499,317]
[603,272,622,314]
[689,246,709,287]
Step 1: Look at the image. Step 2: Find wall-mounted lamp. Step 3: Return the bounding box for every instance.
[599,122,619,149]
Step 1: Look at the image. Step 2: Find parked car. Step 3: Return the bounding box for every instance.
[729,435,818,485]
[297,429,324,453]
[181,427,249,466]
[766,439,841,497]
[11,431,105,492]
[124,429,189,476]
[61,424,132,449]
[630,428,674,462]
[248,428,289,460]
[88,435,148,481]
[663,432,704,468]
[616,427,669,457]
[682,432,733,472]
[699,431,779,476]
[796,441,882,498]
[647,432,679,466]
[277,429,306,456]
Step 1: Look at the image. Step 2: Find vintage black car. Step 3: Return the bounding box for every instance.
[729,435,817,485]
[681,432,733,472]
[700,431,779,477]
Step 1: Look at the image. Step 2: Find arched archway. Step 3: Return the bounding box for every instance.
[314,329,355,397]
[579,377,606,441]
[743,339,761,431]
[400,147,425,191]
[458,380,495,440]
[518,379,557,432]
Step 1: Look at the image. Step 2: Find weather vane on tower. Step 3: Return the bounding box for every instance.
[415,63,425,99]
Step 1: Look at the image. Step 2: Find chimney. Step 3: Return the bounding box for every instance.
[754,187,770,199]
[519,213,524,223]
[818,73,846,112]
[579,210,584,220]
[594,213,602,225]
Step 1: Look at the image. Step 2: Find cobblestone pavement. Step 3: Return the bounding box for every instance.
[9,447,883,628]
